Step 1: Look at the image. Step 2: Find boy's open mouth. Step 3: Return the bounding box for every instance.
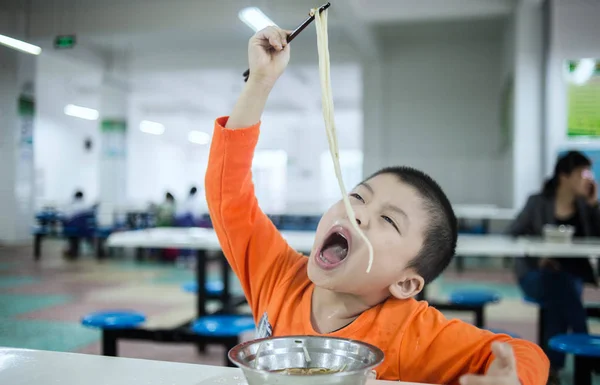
[316,227,351,270]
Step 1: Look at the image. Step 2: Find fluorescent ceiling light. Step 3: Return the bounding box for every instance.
[64,104,99,121]
[572,59,596,85]
[140,120,165,135]
[188,130,210,145]
[238,7,277,32]
[0,34,42,55]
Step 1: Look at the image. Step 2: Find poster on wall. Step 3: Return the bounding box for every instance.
[15,96,35,210]
[100,119,127,157]
[566,59,600,137]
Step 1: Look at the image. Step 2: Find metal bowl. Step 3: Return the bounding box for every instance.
[543,224,575,243]
[228,335,384,385]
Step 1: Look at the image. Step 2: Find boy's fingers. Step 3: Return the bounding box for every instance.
[267,35,283,51]
[255,26,282,49]
[277,29,289,47]
[491,342,516,369]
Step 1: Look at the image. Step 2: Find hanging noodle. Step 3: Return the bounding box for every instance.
[312,8,375,273]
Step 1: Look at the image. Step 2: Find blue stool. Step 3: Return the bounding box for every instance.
[81,310,146,356]
[449,289,501,327]
[181,281,224,296]
[487,328,521,339]
[191,315,255,367]
[549,334,600,385]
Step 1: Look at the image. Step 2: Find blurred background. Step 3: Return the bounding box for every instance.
[0,0,599,384]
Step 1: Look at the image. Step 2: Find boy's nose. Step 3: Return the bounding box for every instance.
[353,207,369,228]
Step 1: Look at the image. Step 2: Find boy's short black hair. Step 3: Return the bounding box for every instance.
[367,167,457,284]
[189,186,198,196]
[74,190,84,200]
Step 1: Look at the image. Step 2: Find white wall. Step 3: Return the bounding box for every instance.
[545,0,600,175]
[368,19,511,206]
[34,52,102,208]
[126,107,362,212]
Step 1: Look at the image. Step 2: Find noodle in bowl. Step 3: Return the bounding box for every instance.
[228,335,384,385]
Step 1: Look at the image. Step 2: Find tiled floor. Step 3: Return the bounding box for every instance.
[0,240,598,384]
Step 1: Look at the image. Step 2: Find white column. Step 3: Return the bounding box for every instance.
[0,47,36,244]
[512,0,545,209]
[97,80,128,226]
[361,57,385,177]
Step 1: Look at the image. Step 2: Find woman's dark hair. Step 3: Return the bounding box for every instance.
[542,151,591,195]
[189,186,198,196]
[165,192,175,201]
[74,190,84,200]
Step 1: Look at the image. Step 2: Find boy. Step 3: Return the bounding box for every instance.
[205,27,549,385]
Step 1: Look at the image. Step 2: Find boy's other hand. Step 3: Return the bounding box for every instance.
[459,342,521,385]
[248,26,291,87]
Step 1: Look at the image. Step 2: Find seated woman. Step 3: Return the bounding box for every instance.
[507,151,599,378]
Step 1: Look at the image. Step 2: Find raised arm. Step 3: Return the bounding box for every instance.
[226,26,289,130]
[205,27,302,315]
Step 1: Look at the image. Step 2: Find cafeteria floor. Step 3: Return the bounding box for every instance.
[1,240,599,384]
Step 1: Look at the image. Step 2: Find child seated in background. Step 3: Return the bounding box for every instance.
[205,27,549,385]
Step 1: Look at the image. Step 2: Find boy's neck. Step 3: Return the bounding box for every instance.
[311,286,382,334]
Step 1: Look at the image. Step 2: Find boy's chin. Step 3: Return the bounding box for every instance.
[307,257,355,292]
[307,259,341,288]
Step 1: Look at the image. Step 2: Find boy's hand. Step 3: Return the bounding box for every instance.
[248,26,291,87]
[460,342,521,385]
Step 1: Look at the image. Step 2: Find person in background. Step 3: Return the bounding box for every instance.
[154,192,177,262]
[507,150,599,381]
[62,190,88,218]
[174,187,207,267]
[156,192,176,227]
[176,186,208,225]
[62,190,94,258]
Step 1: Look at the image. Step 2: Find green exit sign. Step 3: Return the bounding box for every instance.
[54,35,76,49]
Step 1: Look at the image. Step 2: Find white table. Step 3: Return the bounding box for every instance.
[108,228,600,259]
[0,348,428,385]
[453,205,516,221]
[108,228,600,306]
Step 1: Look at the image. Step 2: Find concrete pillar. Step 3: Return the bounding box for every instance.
[97,80,128,226]
[0,47,36,244]
[512,0,545,209]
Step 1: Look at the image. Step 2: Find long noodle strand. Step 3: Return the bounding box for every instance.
[313,9,374,273]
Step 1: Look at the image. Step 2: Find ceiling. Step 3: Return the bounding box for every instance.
[26,0,515,147]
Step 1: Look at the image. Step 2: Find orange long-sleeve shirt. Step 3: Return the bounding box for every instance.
[205,117,549,385]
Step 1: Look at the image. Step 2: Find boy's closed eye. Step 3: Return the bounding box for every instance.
[349,193,401,234]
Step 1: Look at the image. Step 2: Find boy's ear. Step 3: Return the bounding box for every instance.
[389,272,424,300]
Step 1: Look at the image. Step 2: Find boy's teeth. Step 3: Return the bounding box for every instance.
[319,252,333,264]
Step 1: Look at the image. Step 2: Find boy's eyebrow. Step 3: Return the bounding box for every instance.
[359,182,374,194]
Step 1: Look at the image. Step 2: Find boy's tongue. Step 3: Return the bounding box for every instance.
[321,244,348,264]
